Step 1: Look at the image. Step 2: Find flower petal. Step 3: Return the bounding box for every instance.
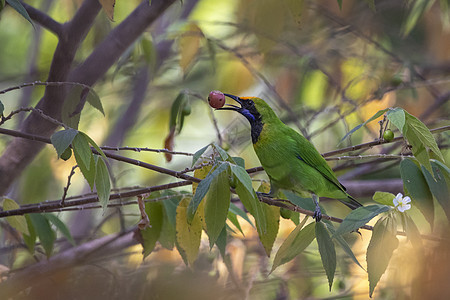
[393,193,403,207]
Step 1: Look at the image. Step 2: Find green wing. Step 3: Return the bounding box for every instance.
[288,128,347,193]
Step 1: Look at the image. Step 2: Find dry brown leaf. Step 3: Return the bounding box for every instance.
[99,0,115,21]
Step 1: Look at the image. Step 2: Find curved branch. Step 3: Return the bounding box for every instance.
[20,1,63,37]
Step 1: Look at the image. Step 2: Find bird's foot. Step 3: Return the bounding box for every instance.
[311,193,322,222]
[256,192,271,198]
[313,207,322,222]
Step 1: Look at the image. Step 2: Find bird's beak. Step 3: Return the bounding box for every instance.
[216,93,243,112]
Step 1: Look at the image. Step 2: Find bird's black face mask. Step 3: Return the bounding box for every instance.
[216,93,263,143]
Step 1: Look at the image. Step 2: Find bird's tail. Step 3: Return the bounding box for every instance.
[339,195,363,210]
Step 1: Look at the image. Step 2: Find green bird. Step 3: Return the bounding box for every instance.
[217,94,362,221]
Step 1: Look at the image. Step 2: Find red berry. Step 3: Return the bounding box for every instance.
[208,90,225,108]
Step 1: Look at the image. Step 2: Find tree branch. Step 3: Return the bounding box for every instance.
[20,1,63,37]
[0,0,176,195]
[0,229,138,297]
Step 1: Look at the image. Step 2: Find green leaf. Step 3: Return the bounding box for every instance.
[316,221,336,291]
[386,107,405,133]
[141,36,157,70]
[283,190,317,212]
[367,217,399,297]
[192,144,210,166]
[29,214,56,257]
[231,157,245,168]
[400,159,434,228]
[227,211,244,236]
[335,204,391,235]
[44,213,75,246]
[259,203,280,256]
[339,108,389,144]
[212,143,232,162]
[86,89,105,116]
[50,128,78,158]
[141,201,163,257]
[159,210,176,250]
[72,133,94,171]
[62,86,83,129]
[229,164,253,196]
[325,222,364,270]
[205,170,231,247]
[77,153,96,190]
[187,162,228,222]
[402,0,434,36]
[271,220,315,273]
[23,215,36,253]
[78,131,106,158]
[5,0,34,27]
[163,195,182,226]
[401,213,423,251]
[422,161,450,221]
[95,157,111,213]
[2,198,29,235]
[256,182,279,256]
[402,111,444,172]
[229,202,253,227]
[337,0,342,10]
[169,92,189,133]
[372,191,395,206]
[215,226,227,258]
[236,181,267,235]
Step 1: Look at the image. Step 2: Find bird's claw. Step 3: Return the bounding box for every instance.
[256,191,271,198]
[313,208,322,222]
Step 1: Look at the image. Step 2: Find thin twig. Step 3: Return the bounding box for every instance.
[100,146,197,156]
[0,107,67,128]
[137,194,151,229]
[60,165,77,205]
[326,154,414,161]
[0,81,95,96]
[258,196,443,242]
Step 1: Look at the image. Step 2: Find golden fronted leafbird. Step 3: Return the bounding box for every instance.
[217,94,362,221]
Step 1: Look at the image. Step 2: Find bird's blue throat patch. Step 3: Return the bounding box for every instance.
[238,104,263,143]
[240,109,256,121]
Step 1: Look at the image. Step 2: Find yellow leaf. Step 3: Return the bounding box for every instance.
[2,198,29,235]
[179,23,203,73]
[193,165,211,230]
[99,0,115,21]
[192,165,212,195]
[176,197,202,266]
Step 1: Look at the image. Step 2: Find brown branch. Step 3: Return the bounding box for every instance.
[322,125,450,157]
[0,0,102,195]
[258,196,442,242]
[99,146,197,156]
[0,181,192,218]
[0,229,137,297]
[20,1,63,37]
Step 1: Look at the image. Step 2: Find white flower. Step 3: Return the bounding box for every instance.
[393,193,411,212]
